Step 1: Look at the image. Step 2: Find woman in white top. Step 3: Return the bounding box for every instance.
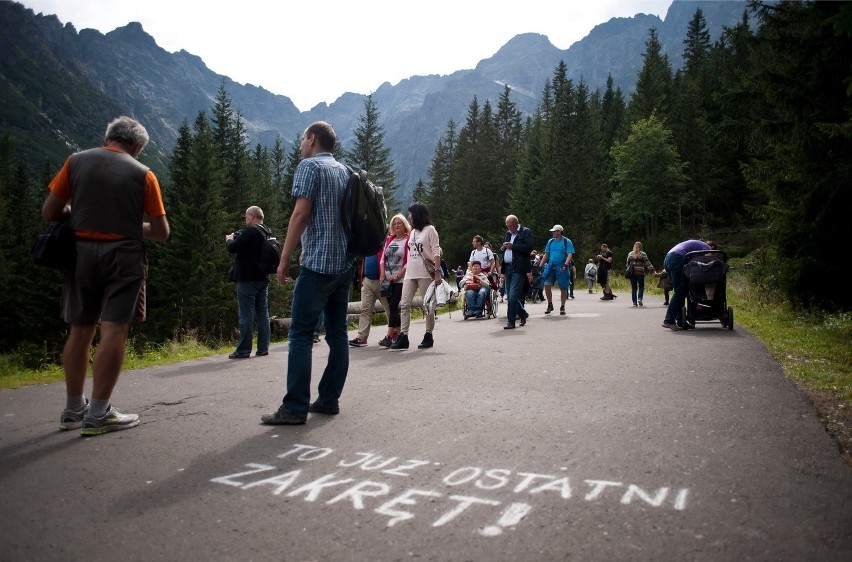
[391,203,442,351]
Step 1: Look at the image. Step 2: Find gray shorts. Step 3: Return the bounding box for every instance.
[62,239,146,325]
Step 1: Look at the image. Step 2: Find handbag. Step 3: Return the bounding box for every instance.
[31,222,76,270]
[623,266,632,279]
[379,279,392,297]
[423,257,437,275]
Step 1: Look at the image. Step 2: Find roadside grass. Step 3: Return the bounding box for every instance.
[0,309,429,391]
[0,338,232,391]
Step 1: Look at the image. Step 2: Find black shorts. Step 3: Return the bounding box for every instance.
[62,239,146,325]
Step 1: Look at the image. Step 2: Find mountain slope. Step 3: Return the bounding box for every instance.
[1,0,747,200]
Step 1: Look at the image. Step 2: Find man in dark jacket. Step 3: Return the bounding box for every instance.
[226,206,272,358]
[501,214,534,329]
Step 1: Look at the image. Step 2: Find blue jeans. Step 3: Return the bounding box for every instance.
[236,281,270,355]
[465,287,488,314]
[504,264,528,325]
[282,265,353,416]
[630,274,646,304]
[663,252,685,325]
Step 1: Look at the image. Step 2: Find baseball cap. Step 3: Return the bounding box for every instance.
[549,224,564,232]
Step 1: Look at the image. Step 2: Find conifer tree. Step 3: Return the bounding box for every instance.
[0,137,67,361]
[444,97,501,264]
[670,8,715,229]
[492,85,524,240]
[509,112,547,234]
[150,113,232,342]
[738,0,852,308]
[709,9,758,224]
[596,75,629,244]
[211,83,251,218]
[629,28,674,122]
[342,94,400,214]
[424,119,456,218]
[412,179,428,205]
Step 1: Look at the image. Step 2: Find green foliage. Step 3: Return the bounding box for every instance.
[2,0,850,374]
[609,114,689,239]
[730,265,852,404]
[737,1,852,309]
[628,28,673,122]
[0,135,68,364]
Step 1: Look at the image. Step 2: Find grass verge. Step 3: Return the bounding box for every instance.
[725,267,852,465]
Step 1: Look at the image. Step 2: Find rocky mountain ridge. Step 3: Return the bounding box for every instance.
[1,0,748,201]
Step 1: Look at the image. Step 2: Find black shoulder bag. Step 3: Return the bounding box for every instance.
[32,222,76,270]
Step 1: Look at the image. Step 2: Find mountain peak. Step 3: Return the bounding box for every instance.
[106,21,159,50]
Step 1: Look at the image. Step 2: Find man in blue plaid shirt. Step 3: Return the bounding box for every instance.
[262,121,354,425]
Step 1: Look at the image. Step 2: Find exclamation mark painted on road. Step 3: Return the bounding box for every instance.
[479,502,532,537]
[673,488,689,510]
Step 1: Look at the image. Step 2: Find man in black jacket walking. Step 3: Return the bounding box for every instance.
[501,215,534,329]
[226,206,272,358]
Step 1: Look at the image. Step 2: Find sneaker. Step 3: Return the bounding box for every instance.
[348,337,368,347]
[633,303,638,307]
[560,306,566,315]
[503,323,516,330]
[80,405,140,436]
[228,352,250,359]
[255,350,269,356]
[570,295,575,299]
[638,300,643,307]
[661,322,684,331]
[519,315,527,327]
[545,303,554,314]
[309,400,340,415]
[378,336,393,348]
[390,333,409,350]
[418,332,434,349]
[261,406,306,425]
[59,400,89,431]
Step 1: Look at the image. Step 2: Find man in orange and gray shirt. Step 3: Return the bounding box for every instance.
[42,116,169,436]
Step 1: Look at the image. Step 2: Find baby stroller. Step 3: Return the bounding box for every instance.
[682,250,733,330]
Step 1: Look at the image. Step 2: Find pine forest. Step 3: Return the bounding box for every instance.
[0,1,849,366]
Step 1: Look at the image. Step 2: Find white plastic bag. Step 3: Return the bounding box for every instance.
[424,279,458,316]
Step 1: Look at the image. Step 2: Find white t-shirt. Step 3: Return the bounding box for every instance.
[405,226,441,279]
[469,247,494,271]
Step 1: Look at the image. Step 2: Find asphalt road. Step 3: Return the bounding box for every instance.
[1,291,851,561]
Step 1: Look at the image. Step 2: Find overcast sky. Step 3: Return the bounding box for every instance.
[20,0,675,112]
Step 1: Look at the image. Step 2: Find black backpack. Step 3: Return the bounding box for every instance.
[252,224,282,274]
[341,164,388,257]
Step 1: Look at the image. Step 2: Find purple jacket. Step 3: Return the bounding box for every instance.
[669,239,711,256]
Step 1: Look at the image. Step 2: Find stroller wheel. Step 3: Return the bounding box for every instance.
[681,305,691,329]
[727,307,734,331]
